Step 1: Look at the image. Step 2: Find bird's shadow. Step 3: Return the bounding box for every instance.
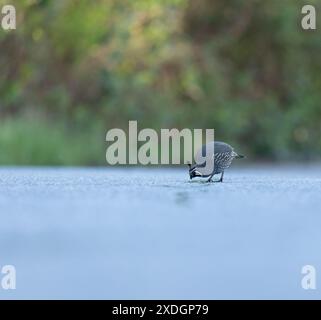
[187,179,221,184]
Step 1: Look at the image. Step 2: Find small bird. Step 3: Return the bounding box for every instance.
[188,141,244,182]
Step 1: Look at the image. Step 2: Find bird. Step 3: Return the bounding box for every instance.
[188,141,244,182]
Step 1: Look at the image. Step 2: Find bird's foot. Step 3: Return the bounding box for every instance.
[207,177,223,183]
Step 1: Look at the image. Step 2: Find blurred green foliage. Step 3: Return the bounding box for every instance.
[0,0,321,165]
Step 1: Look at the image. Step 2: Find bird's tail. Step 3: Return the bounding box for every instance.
[232,151,245,159]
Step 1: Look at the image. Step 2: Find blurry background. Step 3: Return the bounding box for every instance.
[0,0,320,165]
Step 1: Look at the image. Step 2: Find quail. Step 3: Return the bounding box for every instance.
[188,141,244,182]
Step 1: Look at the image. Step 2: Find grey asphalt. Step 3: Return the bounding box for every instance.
[0,165,320,299]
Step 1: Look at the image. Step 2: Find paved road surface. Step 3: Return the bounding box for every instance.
[0,166,320,299]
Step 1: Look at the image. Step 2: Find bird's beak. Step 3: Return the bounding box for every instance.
[235,154,245,159]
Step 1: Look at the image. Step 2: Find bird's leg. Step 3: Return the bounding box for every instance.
[219,171,224,182]
[206,174,214,183]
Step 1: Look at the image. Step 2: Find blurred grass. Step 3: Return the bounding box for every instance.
[1,0,321,165]
[0,114,106,165]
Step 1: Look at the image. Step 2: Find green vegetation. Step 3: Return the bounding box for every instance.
[1,0,321,165]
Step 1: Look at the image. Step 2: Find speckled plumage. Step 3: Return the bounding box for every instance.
[189,141,244,182]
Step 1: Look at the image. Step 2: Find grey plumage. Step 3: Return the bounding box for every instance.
[188,141,244,182]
